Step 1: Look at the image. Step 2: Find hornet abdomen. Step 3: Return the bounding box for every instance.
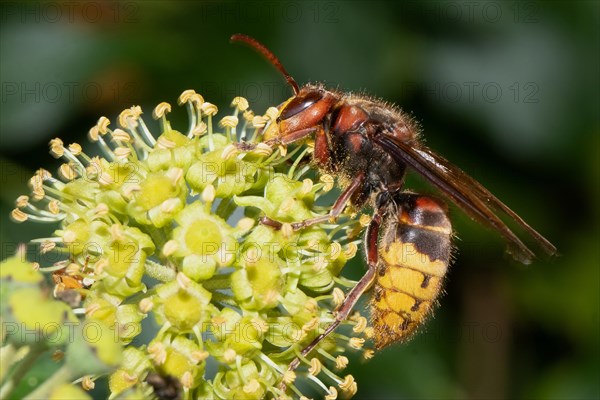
[371,194,452,349]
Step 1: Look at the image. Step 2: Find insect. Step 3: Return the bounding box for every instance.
[230,34,557,389]
[145,372,182,400]
[51,256,92,307]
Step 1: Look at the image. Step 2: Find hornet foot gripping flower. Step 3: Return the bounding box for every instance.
[3,91,371,399]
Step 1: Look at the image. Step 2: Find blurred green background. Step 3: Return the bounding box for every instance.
[1,1,598,399]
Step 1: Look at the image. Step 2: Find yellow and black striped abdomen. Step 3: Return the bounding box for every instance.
[371,194,452,349]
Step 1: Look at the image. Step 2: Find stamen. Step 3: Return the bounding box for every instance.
[201,103,218,151]
[162,240,179,257]
[302,318,320,334]
[281,223,293,239]
[221,144,238,160]
[111,129,132,143]
[243,110,254,121]
[121,107,157,147]
[319,174,335,192]
[231,96,249,111]
[339,375,357,396]
[219,116,239,142]
[324,386,338,400]
[201,185,216,204]
[359,214,371,227]
[58,163,77,181]
[156,136,176,149]
[191,350,209,363]
[349,337,365,349]
[178,89,197,105]
[255,142,274,156]
[176,272,191,289]
[10,208,28,222]
[295,295,313,312]
[236,217,255,232]
[180,90,199,136]
[88,125,114,159]
[352,316,368,333]
[113,147,132,161]
[50,139,85,171]
[183,92,205,138]
[328,242,342,260]
[153,102,172,120]
[300,179,313,195]
[148,342,167,365]
[16,195,29,208]
[139,298,154,313]
[282,370,296,385]
[242,379,260,394]
[191,121,207,137]
[201,102,218,117]
[308,358,322,376]
[335,356,348,370]
[97,116,111,134]
[252,115,268,129]
[40,240,57,254]
[82,376,95,391]
[332,287,345,307]
[153,102,172,135]
[93,203,109,217]
[293,164,312,181]
[68,143,82,155]
[344,243,358,259]
[223,348,236,363]
[265,107,279,120]
[181,371,194,389]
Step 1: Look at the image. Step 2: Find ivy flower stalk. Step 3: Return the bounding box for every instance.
[1,91,373,399]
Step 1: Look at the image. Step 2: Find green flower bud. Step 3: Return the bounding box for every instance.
[146,143,195,172]
[127,168,186,227]
[115,304,144,343]
[109,347,152,395]
[182,255,217,281]
[61,180,98,201]
[83,295,117,326]
[99,226,154,297]
[154,277,214,333]
[95,190,129,216]
[172,202,237,268]
[265,317,302,347]
[214,360,265,400]
[231,256,283,310]
[209,307,241,343]
[107,161,138,187]
[158,335,204,385]
[227,316,265,356]
[160,127,190,147]
[59,219,90,255]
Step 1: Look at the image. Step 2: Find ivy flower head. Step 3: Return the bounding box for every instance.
[4,91,372,399]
